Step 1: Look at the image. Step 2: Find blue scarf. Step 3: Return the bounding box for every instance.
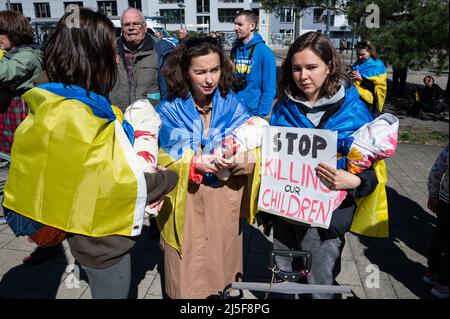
[157,89,251,160]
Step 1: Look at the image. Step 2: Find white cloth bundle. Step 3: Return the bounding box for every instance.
[347,113,399,174]
[124,99,161,218]
[215,116,269,181]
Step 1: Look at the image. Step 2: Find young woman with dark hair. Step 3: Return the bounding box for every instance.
[352,40,387,116]
[156,37,260,298]
[3,8,178,299]
[270,32,378,299]
[43,9,118,96]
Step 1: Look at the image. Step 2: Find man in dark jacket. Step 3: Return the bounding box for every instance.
[109,8,173,111]
[409,75,447,115]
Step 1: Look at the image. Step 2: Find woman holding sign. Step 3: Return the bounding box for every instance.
[269,32,378,299]
[156,37,261,298]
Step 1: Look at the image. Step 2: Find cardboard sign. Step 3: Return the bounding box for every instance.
[257,126,342,229]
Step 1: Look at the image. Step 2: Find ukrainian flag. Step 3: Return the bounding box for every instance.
[156,89,261,254]
[2,83,147,237]
[352,58,389,238]
[353,57,387,112]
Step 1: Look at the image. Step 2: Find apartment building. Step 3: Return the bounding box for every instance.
[0,0,352,46]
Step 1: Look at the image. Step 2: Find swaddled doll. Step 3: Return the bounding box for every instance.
[346,113,399,174]
[124,99,162,218]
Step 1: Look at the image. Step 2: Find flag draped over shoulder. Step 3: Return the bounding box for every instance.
[156,89,261,254]
[353,57,387,112]
[352,58,390,238]
[270,85,373,170]
[2,83,147,237]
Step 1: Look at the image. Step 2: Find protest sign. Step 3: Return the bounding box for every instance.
[257,126,345,229]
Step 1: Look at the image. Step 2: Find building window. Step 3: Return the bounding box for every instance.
[219,0,244,3]
[128,0,142,10]
[313,8,324,23]
[312,9,335,25]
[64,2,83,10]
[218,8,242,23]
[319,13,335,26]
[97,1,117,16]
[34,3,51,18]
[9,3,23,13]
[279,8,293,23]
[197,0,210,13]
[197,15,210,25]
[160,9,183,24]
[196,16,209,32]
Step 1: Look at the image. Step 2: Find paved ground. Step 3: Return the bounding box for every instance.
[0,143,445,299]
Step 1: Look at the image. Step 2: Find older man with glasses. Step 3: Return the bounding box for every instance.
[109,7,173,112]
[109,8,174,240]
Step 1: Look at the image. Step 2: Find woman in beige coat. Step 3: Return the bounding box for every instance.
[156,36,261,298]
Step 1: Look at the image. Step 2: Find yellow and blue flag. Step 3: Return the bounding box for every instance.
[3,83,147,237]
[352,58,389,238]
[156,89,261,254]
[353,57,387,112]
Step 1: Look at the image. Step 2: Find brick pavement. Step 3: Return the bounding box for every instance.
[0,143,445,299]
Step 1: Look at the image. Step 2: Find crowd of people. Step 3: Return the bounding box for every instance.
[0,6,447,300]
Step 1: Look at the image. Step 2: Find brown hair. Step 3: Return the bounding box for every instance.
[235,10,258,27]
[277,31,350,103]
[43,8,117,96]
[0,10,34,47]
[355,40,378,59]
[162,36,234,99]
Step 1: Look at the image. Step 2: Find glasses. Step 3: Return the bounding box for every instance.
[122,22,144,29]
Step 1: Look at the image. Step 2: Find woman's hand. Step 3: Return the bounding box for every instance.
[315,163,361,190]
[351,70,363,81]
[214,153,238,170]
[194,154,219,174]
